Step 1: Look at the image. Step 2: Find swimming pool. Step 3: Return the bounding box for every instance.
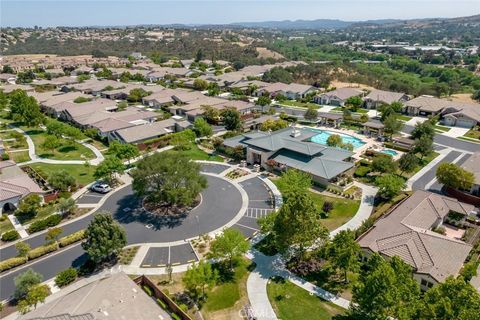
[380,149,399,156]
[309,129,366,149]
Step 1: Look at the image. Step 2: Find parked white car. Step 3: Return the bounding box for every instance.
[90,183,112,194]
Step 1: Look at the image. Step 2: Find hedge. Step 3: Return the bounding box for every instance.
[143,285,153,296]
[354,166,372,177]
[59,230,85,247]
[27,243,58,260]
[1,230,20,242]
[157,298,167,309]
[55,267,78,287]
[0,257,26,272]
[28,214,62,233]
[171,313,181,320]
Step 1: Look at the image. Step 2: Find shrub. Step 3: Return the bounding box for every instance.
[354,166,371,177]
[0,257,26,272]
[27,214,62,233]
[1,230,20,241]
[55,268,78,287]
[1,153,9,160]
[171,313,181,320]
[143,285,153,296]
[178,303,188,312]
[58,230,85,247]
[27,243,58,260]
[156,298,167,309]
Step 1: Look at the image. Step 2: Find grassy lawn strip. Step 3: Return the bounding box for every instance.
[272,180,360,231]
[397,115,412,122]
[277,100,322,109]
[458,136,480,143]
[26,163,96,186]
[434,125,451,132]
[0,216,15,234]
[166,144,223,162]
[463,127,480,140]
[7,150,30,163]
[267,277,344,320]
[25,128,95,161]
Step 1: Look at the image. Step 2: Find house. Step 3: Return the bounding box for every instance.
[0,73,16,83]
[18,272,169,320]
[357,190,474,290]
[0,161,44,213]
[314,88,363,106]
[363,89,409,109]
[404,95,452,117]
[256,82,316,100]
[112,118,190,144]
[461,152,480,196]
[441,103,480,128]
[69,79,121,96]
[223,127,355,186]
[71,66,94,76]
[142,89,176,108]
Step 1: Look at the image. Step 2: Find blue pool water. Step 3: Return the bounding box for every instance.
[380,149,399,156]
[309,130,366,149]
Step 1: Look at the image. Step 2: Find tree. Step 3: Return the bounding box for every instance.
[326,134,342,147]
[195,48,204,62]
[202,105,221,124]
[472,89,480,102]
[330,230,360,282]
[372,155,398,173]
[322,201,334,214]
[411,120,435,140]
[256,96,271,107]
[2,64,14,73]
[398,152,419,175]
[259,119,288,132]
[209,229,250,269]
[383,114,403,138]
[131,152,207,207]
[16,242,31,259]
[418,276,480,320]
[14,194,42,219]
[94,156,126,185]
[182,260,219,301]
[351,254,420,320]
[375,174,406,199]
[436,163,475,191]
[304,106,318,122]
[169,129,196,150]
[413,135,433,159]
[107,141,139,163]
[273,190,329,257]
[9,89,44,126]
[41,135,61,153]
[460,261,478,282]
[207,82,220,96]
[82,211,127,264]
[127,88,150,102]
[346,96,363,111]
[193,78,208,91]
[45,227,63,246]
[14,268,43,300]
[275,169,312,201]
[58,197,76,216]
[360,113,369,123]
[24,284,49,310]
[193,117,213,137]
[48,170,76,191]
[221,107,242,131]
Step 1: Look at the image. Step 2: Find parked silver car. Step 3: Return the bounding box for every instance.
[90,183,112,194]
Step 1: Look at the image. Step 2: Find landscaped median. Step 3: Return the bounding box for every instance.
[0,230,85,273]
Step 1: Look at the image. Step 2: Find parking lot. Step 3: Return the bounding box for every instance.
[76,190,108,204]
[141,243,198,267]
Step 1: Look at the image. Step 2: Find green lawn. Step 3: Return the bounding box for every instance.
[397,115,412,122]
[272,180,360,231]
[165,144,223,162]
[7,150,31,163]
[267,277,345,320]
[0,215,14,235]
[17,202,58,225]
[26,163,96,186]
[25,128,95,161]
[434,125,451,132]
[463,127,480,140]
[278,100,321,109]
[332,107,368,114]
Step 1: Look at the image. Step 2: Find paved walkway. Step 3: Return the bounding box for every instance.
[13,127,104,165]
[406,147,449,191]
[441,126,470,138]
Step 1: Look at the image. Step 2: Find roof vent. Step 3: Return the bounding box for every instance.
[290,124,301,138]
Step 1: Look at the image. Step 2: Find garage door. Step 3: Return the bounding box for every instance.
[456,119,474,128]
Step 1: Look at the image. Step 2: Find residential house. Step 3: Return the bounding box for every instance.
[314,88,363,106]
[142,89,176,108]
[357,190,474,290]
[363,89,409,109]
[223,127,355,186]
[256,82,316,100]
[461,152,480,196]
[0,161,44,213]
[112,118,190,144]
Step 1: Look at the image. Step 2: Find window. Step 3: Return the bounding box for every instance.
[421,279,428,286]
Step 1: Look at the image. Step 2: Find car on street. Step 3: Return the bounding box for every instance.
[90,183,112,194]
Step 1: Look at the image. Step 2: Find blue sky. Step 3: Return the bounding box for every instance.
[1,0,479,27]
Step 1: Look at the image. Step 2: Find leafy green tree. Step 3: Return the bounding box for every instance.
[95,67,112,79]
[82,211,127,264]
[24,284,50,310]
[256,96,272,106]
[326,134,342,147]
[398,152,419,175]
[127,88,150,102]
[195,48,204,62]
[14,194,42,219]
[351,254,420,320]
[58,197,76,216]
[460,261,478,282]
[383,114,403,138]
[193,79,208,91]
[107,141,139,162]
[372,155,398,173]
[73,96,91,103]
[411,120,435,140]
[330,230,360,283]
[304,106,318,122]
[16,242,31,259]
[436,163,475,191]
[117,101,128,111]
[379,102,402,121]
[260,119,288,132]
[346,96,363,111]
[41,135,61,153]
[132,152,207,207]
[375,174,406,199]
[193,117,213,137]
[221,107,242,131]
[14,268,43,300]
[94,156,125,185]
[472,89,480,102]
[275,169,312,201]
[45,227,63,246]
[414,135,433,159]
[2,65,14,73]
[418,276,480,320]
[209,229,250,269]
[9,89,44,126]
[48,170,76,191]
[201,105,221,124]
[207,82,221,96]
[169,129,196,150]
[182,260,219,301]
